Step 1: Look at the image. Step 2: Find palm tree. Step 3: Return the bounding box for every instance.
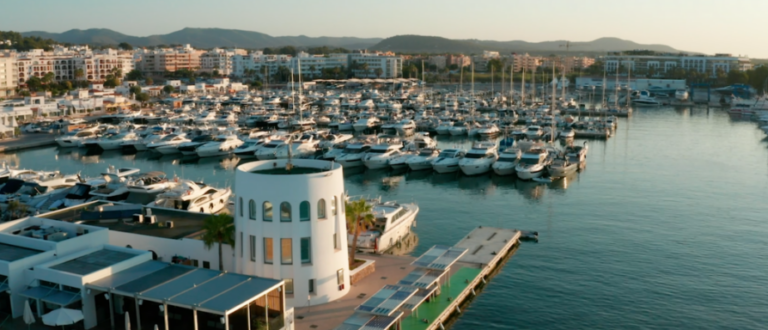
[201,213,235,271]
[74,68,84,81]
[374,68,383,78]
[345,199,375,266]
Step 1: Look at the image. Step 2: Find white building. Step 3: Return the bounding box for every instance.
[603,52,752,77]
[234,159,350,306]
[14,46,134,84]
[200,48,246,76]
[349,53,403,78]
[0,51,17,98]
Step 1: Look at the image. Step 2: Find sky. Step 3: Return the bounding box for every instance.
[2,0,766,58]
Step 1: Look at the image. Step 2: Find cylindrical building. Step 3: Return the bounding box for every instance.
[234,159,350,306]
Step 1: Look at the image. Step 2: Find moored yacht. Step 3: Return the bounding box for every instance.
[458,141,498,176]
[147,134,190,154]
[492,148,522,176]
[515,147,553,180]
[363,140,403,170]
[177,135,215,156]
[196,135,244,158]
[147,180,231,214]
[349,197,419,254]
[431,148,466,174]
[406,148,440,171]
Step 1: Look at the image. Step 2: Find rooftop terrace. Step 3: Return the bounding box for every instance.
[0,242,44,262]
[49,249,137,275]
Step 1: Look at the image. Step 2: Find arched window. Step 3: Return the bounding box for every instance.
[280,202,292,222]
[332,196,338,216]
[248,200,256,220]
[239,197,243,217]
[300,201,310,221]
[263,201,273,221]
[317,199,327,219]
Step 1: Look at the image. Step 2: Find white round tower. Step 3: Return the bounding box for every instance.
[234,159,350,306]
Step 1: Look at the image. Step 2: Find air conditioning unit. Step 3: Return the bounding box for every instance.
[132,214,143,223]
[146,215,157,224]
[165,221,174,228]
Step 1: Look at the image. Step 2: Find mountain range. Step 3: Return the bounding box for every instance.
[21,28,688,55]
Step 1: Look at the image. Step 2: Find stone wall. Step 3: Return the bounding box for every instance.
[350,259,375,285]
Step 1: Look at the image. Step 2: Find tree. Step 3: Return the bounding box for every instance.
[126,69,144,81]
[26,76,42,91]
[360,63,369,77]
[118,42,132,50]
[345,199,375,266]
[145,77,154,86]
[74,68,84,81]
[201,213,235,271]
[727,70,749,85]
[374,68,383,78]
[129,85,142,96]
[41,72,55,84]
[163,85,175,94]
[135,92,150,105]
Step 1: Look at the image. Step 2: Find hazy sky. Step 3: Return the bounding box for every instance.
[2,0,766,57]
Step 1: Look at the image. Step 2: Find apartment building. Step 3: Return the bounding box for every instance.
[348,52,402,78]
[540,56,596,73]
[231,51,293,78]
[511,53,543,72]
[603,52,752,77]
[200,48,247,75]
[135,44,203,75]
[231,51,403,79]
[0,51,17,98]
[13,46,134,84]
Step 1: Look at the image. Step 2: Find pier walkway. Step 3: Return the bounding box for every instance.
[0,134,56,153]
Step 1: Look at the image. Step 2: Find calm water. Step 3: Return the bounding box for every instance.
[5,107,768,329]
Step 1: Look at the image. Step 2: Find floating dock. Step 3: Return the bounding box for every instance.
[0,135,56,153]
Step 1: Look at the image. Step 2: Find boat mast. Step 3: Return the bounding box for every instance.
[626,65,632,108]
[532,67,536,102]
[510,65,514,103]
[521,66,526,105]
[297,58,303,121]
[602,66,607,107]
[471,61,476,126]
[614,62,619,109]
[551,63,556,143]
[459,63,463,93]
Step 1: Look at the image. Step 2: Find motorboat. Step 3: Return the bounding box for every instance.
[234,133,271,156]
[388,151,417,170]
[126,171,175,194]
[274,133,320,159]
[363,140,403,170]
[95,132,140,151]
[318,133,354,149]
[349,197,418,254]
[631,90,662,106]
[55,129,98,147]
[459,141,498,176]
[408,132,437,150]
[394,119,417,136]
[524,125,544,139]
[431,148,466,174]
[70,167,142,205]
[255,137,292,160]
[147,180,231,214]
[334,141,374,168]
[177,135,215,156]
[406,148,440,171]
[565,141,589,164]
[492,148,522,176]
[147,134,190,155]
[559,127,575,139]
[470,123,501,138]
[435,121,454,135]
[353,116,381,132]
[515,148,553,180]
[547,155,579,178]
[448,122,469,136]
[196,135,244,158]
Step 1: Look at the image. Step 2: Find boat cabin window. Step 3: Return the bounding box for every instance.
[249,200,256,220]
[519,157,542,165]
[280,202,292,222]
[368,149,387,154]
[464,153,484,159]
[419,149,434,156]
[438,151,456,157]
[300,201,310,221]
[318,199,327,219]
[263,201,273,221]
[239,197,243,217]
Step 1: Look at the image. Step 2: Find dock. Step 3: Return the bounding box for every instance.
[308,226,521,330]
[0,134,57,153]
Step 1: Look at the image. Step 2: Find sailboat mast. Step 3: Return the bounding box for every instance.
[551,64,556,143]
[602,67,607,107]
[532,67,536,102]
[626,65,632,107]
[297,58,303,120]
[471,61,475,125]
[614,62,619,109]
[521,67,526,104]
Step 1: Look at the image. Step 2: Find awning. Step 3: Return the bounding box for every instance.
[20,286,81,306]
[336,311,403,330]
[19,286,55,300]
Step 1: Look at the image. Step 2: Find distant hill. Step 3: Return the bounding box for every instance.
[21,28,383,49]
[372,35,686,55]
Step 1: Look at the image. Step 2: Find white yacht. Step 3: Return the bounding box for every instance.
[349,198,419,254]
[147,134,190,154]
[55,129,98,147]
[318,133,354,149]
[335,142,373,168]
[234,133,271,156]
[548,155,579,178]
[255,138,291,160]
[406,148,440,171]
[632,90,662,106]
[353,116,381,132]
[525,125,544,139]
[126,171,175,195]
[176,135,215,156]
[431,149,466,174]
[71,167,142,205]
[274,133,320,159]
[492,148,522,176]
[409,132,437,150]
[435,121,454,135]
[472,122,501,138]
[95,132,139,151]
[148,180,232,214]
[459,142,498,176]
[515,148,553,180]
[393,119,417,136]
[196,135,244,158]
[388,151,417,170]
[565,141,589,164]
[363,140,403,170]
[448,123,469,136]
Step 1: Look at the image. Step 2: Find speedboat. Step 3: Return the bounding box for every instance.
[515,148,553,180]
[126,171,175,195]
[388,150,417,170]
[470,123,501,138]
[435,121,454,135]
[431,149,466,174]
[147,180,231,214]
[459,142,498,176]
[406,148,440,171]
[492,148,522,176]
[349,197,419,254]
[196,135,244,158]
[353,116,381,132]
[147,134,190,154]
[55,129,98,147]
[72,167,142,205]
[363,141,403,170]
[548,155,579,178]
[448,122,469,136]
[177,135,215,156]
[95,132,140,151]
[565,141,589,164]
[632,90,662,106]
[318,133,354,149]
[394,119,417,136]
[524,125,544,139]
[335,141,373,168]
[409,132,437,150]
[234,133,271,156]
[559,126,575,139]
[255,138,291,160]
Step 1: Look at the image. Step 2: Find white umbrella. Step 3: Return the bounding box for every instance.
[42,308,83,326]
[125,311,131,330]
[23,300,35,328]
[155,325,159,330]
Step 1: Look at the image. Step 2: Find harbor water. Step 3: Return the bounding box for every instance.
[4,106,768,329]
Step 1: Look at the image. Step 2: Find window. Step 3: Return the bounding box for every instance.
[318,199,327,219]
[264,238,273,264]
[281,238,293,264]
[337,269,344,286]
[249,200,256,220]
[308,279,315,294]
[300,201,310,221]
[203,261,210,269]
[239,197,243,217]
[240,232,243,257]
[333,233,339,250]
[192,259,199,267]
[250,235,256,262]
[331,196,337,216]
[263,202,273,221]
[285,278,294,294]
[301,238,311,264]
[280,202,292,222]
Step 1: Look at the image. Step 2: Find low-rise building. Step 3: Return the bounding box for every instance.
[603,52,752,77]
[0,51,17,98]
